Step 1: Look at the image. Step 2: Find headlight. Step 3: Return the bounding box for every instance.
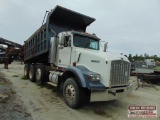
[90,74,101,81]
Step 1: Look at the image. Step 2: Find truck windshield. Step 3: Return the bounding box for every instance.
[73,35,99,50]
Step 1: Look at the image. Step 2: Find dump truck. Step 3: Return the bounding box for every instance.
[24,5,132,108]
[144,59,155,68]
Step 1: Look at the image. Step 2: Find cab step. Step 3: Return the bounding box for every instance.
[47,82,57,87]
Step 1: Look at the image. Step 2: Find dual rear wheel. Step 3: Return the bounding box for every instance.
[24,64,87,109]
[24,64,46,85]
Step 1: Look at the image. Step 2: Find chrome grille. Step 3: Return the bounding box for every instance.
[110,60,130,87]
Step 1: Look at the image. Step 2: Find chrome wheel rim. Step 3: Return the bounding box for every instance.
[29,69,33,79]
[65,84,76,103]
[24,67,27,76]
[36,68,41,80]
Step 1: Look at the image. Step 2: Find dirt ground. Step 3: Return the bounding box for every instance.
[0,67,32,120]
[0,61,160,120]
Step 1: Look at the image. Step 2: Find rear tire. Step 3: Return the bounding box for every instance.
[24,64,30,78]
[63,77,84,109]
[29,65,36,82]
[35,65,46,85]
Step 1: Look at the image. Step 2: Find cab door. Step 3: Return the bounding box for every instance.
[58,36,72,67]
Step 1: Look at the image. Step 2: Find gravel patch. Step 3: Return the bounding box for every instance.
[0,72,32,120]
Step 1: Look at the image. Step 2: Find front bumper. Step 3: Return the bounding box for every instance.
[90,84,133,102]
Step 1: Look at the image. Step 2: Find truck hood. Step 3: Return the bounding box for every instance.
[75,48,129,63]
[74,48,130,87]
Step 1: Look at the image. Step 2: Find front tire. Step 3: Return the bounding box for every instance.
[35,65,46,85]
[63,77,84,109]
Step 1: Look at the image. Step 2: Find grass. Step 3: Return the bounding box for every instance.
[153,66,160,70]
[0,79,11,85]
[10,90,16,94]
[4,90,16,96]
[12,75,19,77]
[21,76,28,80]
[0,81,6,85]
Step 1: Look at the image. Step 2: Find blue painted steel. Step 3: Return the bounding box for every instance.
[62,66,106,90]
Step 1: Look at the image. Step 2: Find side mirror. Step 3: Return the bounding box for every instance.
[103,42,108,52]
[58,34,65,45]
[64,36,70,47]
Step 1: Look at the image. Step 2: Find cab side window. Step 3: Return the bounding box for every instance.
[64,36,71,47]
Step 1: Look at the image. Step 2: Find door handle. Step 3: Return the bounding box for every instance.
[59,46,64,49]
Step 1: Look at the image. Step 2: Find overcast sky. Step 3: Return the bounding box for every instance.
[0,0,160,56]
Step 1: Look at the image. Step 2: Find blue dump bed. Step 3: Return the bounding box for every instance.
[24,5,95,64]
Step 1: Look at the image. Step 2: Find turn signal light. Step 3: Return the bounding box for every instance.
[73,62,76,66]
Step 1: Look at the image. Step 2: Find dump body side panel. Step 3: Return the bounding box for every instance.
[24,5,95,64]
[24,25,49,63]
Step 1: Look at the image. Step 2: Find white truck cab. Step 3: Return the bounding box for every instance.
[24,5,132,109]
[49,30,132,108]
